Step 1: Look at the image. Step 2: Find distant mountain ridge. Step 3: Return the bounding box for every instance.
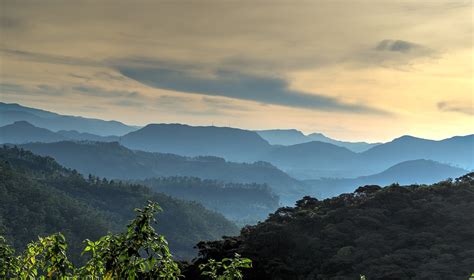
[256,129,309,146]
[362,134,474,170]
[0,102,138,136]
[57,130,119,142]
[305,159,469,198]
[120,123,272,162]
[2,103,472,181]
[257,129,380,152]
[262,134,473,179]
[0,121,120,144]
[307,132,380,152]
[0,121,67,144]
[262,140,364,178]
[18,141,305,205]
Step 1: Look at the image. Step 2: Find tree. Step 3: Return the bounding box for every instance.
[0,201,252,279]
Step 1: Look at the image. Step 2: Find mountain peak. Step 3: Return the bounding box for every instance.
[12,120,36,127]
[392,135,423,142]
[121,122,271,162]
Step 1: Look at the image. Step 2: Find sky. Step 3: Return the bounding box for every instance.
[0,0,472,142]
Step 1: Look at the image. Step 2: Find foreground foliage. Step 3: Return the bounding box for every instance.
[193,173,474,280]
[0,202,251,279]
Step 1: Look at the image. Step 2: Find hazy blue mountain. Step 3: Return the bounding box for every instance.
[0,121,67,144]
[19,141,305,205]
[361,134,474,170]
[0,121,119,144]
[3,103,471,179]
[307,132,380,152]
[57,130,119,142]
[262,134,473,179]
[120,123,272,162]
[0,102,138,136]
[256,129,310,146]
[305,159,469,198]
[261,141,371,179]
[263,141,358,169]
[256,129,379,152]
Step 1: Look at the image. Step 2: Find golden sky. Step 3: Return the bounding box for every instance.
[0,0,472,141]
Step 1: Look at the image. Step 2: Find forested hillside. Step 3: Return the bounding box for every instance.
[140,177,280,225]
[189,174,474,279]
[19,141,304,204]
[0,146,238,262]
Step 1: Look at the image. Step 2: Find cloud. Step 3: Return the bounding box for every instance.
[114,99,145,108]
[0,48,100,67]
[72,85,140,98]
[0,82,25,93]
[0,83,65,96]
[156,95,194,106]
[115,59,388,115]
[201,97,251,112]
[0,16,23,29]
[437,101,474,116]
[375,40,423,53]
[348,39,436,69]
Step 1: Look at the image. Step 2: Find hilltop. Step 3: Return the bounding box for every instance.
[188,174,474,279]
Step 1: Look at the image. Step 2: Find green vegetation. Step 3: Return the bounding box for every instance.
[0,202,252,279]
[2,144,473,279]
[199,254,252,280]
[192,174,474,279]
[19,141,305,204]
[0,146,238,262]
[141,177,279,225]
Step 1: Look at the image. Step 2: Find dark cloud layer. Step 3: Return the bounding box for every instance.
[1,48,385,114]
[438,101,474,116]
[375,40,422,53]
[116,61,388,115]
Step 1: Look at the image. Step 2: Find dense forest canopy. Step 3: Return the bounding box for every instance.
[140,177,279,225]
[190,174,474,280]
[0,146,238,262]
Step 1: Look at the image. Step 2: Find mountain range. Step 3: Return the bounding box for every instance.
[120,123,271,162]
[262,134,473,178]
[17,141,305,204]
[0,121,67,144]
[17,139,470,205]
[305,159,468,198]
[1,102,472,183]
[256,129,379,152]
[0,102,137,136]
